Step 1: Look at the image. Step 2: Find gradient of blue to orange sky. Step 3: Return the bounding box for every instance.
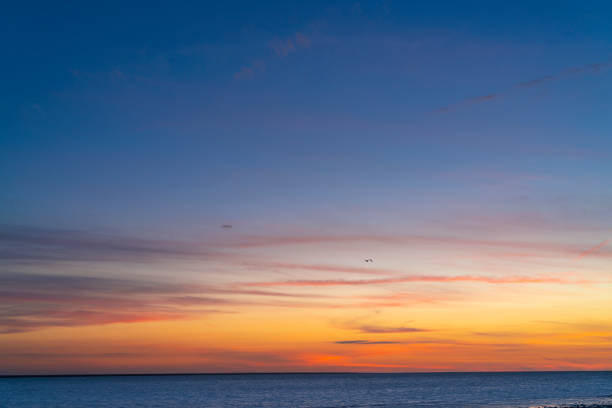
[1,1,611,375]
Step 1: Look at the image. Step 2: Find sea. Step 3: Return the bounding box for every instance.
[1,372,612,408]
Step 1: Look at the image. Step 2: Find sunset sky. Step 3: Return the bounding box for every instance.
[1,1,611,375]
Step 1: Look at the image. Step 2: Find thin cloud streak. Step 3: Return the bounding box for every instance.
[434,60,612,113]
[245,261,397,276]
[234,60,266,80]
[218,233,612,260]
[0,272,338,333]
[0,225,212,262]
[244,274,575,287]
[13,224,605,267]
[576,239,610,260]
[335,340,401,344]
[358,325,429,334]
[234,31,311,79]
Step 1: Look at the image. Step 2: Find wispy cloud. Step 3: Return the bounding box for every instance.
[576,239,610,260]
[357,325,429,333]
[244,274,574,287]
[335,340,401,344]
[1,225,606,334]
[234,31,312,80]
[351,291,461,307]
[0,225,211,262]
[270,38,296,57]
[0,272,215,333]
[270,32,311,57]
[434,60,611,113]
[295,32,311,47]
[219,232,558,251]
[218,232,612,262]
[435,93,500,113]
[244,261,397,276]
[233,59,266,80]
[532,320,612,332]
[0,271,336,334]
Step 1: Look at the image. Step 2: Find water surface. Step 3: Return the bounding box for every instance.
[2,371,612,408]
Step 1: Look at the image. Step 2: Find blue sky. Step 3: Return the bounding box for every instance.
[2,1,611,238]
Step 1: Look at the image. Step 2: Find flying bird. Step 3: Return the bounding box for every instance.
[364,258,374,263]
[221,224,233,229]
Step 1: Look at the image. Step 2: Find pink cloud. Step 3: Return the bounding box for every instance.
[244,274,573,287]
[576,239,610,260]
[219,233,612,261]
[245,261,398,276]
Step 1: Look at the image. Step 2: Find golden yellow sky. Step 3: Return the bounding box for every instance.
[1,226,610,375]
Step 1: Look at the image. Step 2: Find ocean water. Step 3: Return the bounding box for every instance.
[1,372,612,408]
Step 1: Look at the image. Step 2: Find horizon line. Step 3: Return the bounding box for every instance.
[2,369,611,378]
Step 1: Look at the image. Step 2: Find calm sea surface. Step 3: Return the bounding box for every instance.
[1,372,612,408]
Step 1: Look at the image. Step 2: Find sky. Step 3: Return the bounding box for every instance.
[1,1,611,375]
